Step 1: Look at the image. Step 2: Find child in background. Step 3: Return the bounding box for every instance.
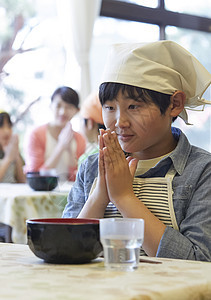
[0,111,25,183]
[78,92,105,165]
[24,86,86,182]
[63,40,211,261]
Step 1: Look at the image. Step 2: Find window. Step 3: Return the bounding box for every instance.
[165,0,211,18]
[165,26,211,149]
[90,17,159,91]
[114,0,158,8]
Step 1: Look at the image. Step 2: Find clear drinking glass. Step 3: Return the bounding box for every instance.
[100,218,144,271]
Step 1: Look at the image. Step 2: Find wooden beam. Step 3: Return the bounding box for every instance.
[100,0,211,33]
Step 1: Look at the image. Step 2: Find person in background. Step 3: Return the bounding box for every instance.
[78,92,106,165]
[24,86,86,182]
[62,41,211,261]
[0,111,25,183]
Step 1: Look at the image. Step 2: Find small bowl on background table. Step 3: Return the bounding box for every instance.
[26,172,58,191]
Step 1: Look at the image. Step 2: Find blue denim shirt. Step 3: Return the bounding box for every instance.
[62,128,211,261]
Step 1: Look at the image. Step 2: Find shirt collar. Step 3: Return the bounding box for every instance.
[169,127,192,175]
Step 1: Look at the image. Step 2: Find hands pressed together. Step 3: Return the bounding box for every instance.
[43,122,77,171]
[97,129,138,206]
[0,134,25,183]
[3,134,20,163]
[58,122,74,151]
[79,128,139,218]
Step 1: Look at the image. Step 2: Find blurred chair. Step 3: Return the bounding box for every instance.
[0,222,12,243]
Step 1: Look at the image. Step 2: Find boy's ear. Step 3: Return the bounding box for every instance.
[170,91,186,117]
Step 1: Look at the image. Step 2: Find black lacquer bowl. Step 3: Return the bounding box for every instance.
[26,172,58,191]
[26,218,103,264]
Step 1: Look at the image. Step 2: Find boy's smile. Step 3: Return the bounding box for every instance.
[117,132,134,143]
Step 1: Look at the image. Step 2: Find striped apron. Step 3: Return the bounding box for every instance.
[97,167,179,256]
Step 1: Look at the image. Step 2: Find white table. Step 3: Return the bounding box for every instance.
[0,182,72,243]
[0,243,211,300]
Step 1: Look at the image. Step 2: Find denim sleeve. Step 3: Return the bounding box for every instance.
[157,160,211,261]
[62,154,98,218]
[62,162,86,218]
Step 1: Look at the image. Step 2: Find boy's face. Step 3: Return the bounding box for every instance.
[102,89,173,159]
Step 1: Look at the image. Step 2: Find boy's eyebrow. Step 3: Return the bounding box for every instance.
[104,93,143,102]
[122,95,143,102]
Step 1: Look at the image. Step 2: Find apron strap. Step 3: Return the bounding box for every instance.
[165,165,177,180]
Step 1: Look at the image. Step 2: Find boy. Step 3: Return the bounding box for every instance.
[63,40,211,261]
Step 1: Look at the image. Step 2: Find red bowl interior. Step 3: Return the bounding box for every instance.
[26,218,99,225]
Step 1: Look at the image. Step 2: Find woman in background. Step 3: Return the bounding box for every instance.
[24,86,86,181]
[0,111,25,183]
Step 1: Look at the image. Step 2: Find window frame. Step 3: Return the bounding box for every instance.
[100,0,211,39]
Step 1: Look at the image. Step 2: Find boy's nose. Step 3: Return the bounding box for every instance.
[115,111,130,128]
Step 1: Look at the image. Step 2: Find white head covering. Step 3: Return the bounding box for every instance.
[100,40,211,123]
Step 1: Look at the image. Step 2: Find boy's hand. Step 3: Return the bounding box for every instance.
[79,129,110,218]
[93,130,110,206]
[101,130,138,205]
